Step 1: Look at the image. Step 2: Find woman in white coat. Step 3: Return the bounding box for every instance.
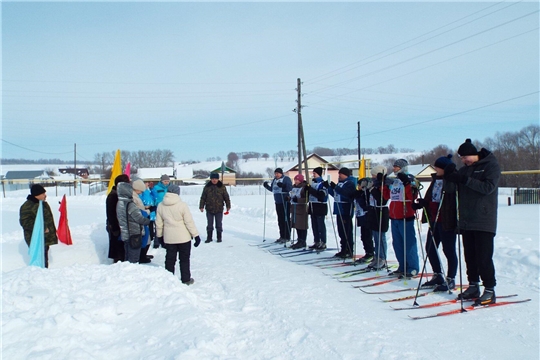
[155,184,201,285]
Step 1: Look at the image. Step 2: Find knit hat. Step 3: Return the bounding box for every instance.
[274,168,283,174]
[167,184,180,195]
[114,174,130,187]
[210,173,219,179]
[457,139,478,156]
[371,165,387,177]
[312,167,323,177]
[294,174,304,182]
[30,184,46,196]
[434,154,454,170]
[132,179,146,192]
[338,167,351,177]
[160,174,170,181]
[393,159,408,169]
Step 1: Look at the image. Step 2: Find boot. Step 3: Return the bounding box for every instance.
[291,239,306,249]
[421,273,444,288]
[205,230,213,243]
[433,277,455,292]
[474,288,496,306]
[309,242,318,249]
[217,232,222,243]
[457,282,480,300]
[315,242,326,250]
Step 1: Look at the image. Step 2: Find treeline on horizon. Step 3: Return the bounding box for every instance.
[2,125,538,187]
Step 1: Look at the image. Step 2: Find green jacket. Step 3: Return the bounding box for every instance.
[19,196,58,247]
[199,181,231,214]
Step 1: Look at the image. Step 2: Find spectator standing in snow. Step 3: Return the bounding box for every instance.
[19,184,58,268]
[263,168,293,244]
[151,174,171,248]
[306,167,328,250]
[414,155,458,292]
[445,139,500,305]
[156,184,201,285]
[383,159,420,278]
[327,167,356,258]
[199,173,231,243]
[289,174,309,249]
[132,179,153,264]
[106,174,130,263]
[116,182,151,263]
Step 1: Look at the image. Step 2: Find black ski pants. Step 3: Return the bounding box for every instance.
[462,230,496,288]
[275,202,291,240]
[165,242,192,283]
[426,222,457,278]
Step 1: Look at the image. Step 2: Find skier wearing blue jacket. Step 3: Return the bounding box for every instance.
[327,167,356,258]
[151,174,170,248]
[263,168,293,244]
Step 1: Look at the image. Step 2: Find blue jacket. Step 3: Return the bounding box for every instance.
[263,176,293,204]
[328,176,356,217]
[307,177,328,216]
[152,181,169,205]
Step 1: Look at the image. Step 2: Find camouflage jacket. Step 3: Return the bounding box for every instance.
[19,195,58,247]
[199,181,231,214]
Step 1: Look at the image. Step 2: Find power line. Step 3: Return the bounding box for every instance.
[1,139,73,155]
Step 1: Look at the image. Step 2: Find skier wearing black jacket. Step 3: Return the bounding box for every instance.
[444,139,500,305]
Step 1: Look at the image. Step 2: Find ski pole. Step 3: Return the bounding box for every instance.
[263,184,267,242]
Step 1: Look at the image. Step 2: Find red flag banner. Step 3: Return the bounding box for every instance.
[57,194,73,245]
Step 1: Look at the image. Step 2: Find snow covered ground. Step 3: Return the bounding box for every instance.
[1,185,539,359]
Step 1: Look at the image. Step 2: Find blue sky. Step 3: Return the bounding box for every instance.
[2,1,538,163]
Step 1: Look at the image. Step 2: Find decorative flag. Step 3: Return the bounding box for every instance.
[57,194,73,245]
[107,149,122,194]
[28,201,45,268]
[124,162,131,178]
[359,156,366,179]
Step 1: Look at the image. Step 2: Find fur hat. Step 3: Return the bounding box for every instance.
[434,154,454,169]
[274,168,283,175]
[30,184,46,196]
[160,174,170,181]
[132,179,146,192]
[393,159,408,169]
[210,173,219,179]
[312,167,323,177]
[338,167,351,177]
[167,184,180,195]
[294,174,304,182]
[370,165,387,177]
[458,139,478,156]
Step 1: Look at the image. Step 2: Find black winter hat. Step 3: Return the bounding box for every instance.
[274,168,283,174]
[338,167,351,177]
[458,139,478,156]
[210,173,219,179]
[31,184,46,196]
[312,167,323,177]
[114,174,130,187]
[434,154,454,169]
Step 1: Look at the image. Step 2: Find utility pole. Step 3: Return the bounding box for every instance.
[74,143,77,195]
[297,78,302,174]
[357,122,361,160]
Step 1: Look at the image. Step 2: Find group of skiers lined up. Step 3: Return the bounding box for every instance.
[105,173,230,285]
[263,138,500,306]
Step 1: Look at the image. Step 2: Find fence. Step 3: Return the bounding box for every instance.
[514,188,540,204]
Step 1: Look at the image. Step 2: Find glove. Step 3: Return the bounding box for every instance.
[397,172,410,185]
[444,163,457,176]
[412,198,428,210]
[157,236,164,244]
[304,183,311,192]
[376,173,383,182]
[276,182,284,188]
[330,181,336,189]
[194,236,201,247]
[445,172,467,184]
[292,196,298,203]
[149,206,157,212]
[322,180,330,188]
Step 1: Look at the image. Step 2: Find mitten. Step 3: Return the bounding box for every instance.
[194,236,201,247]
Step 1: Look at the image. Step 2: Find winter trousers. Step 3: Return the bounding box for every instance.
[124,241,141,264]
[310,215,327,244]
[275,202,291,240]
[372,231,387,261]
[206,211,223,239]
[165,242,192,283]
[426,223,457,278]
[391,219,419,274]
[107,230,125,262]
[356,216,374,255]
[337,214,353,254]
[462,230,496,288]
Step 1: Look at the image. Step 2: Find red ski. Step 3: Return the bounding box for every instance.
[409,298,531,320]
[353,273,433,288]
[392,294,516,310]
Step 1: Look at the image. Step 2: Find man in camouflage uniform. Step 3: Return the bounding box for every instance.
[199,173,231,243]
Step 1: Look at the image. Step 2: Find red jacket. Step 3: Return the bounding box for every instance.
[383,177,417,220]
